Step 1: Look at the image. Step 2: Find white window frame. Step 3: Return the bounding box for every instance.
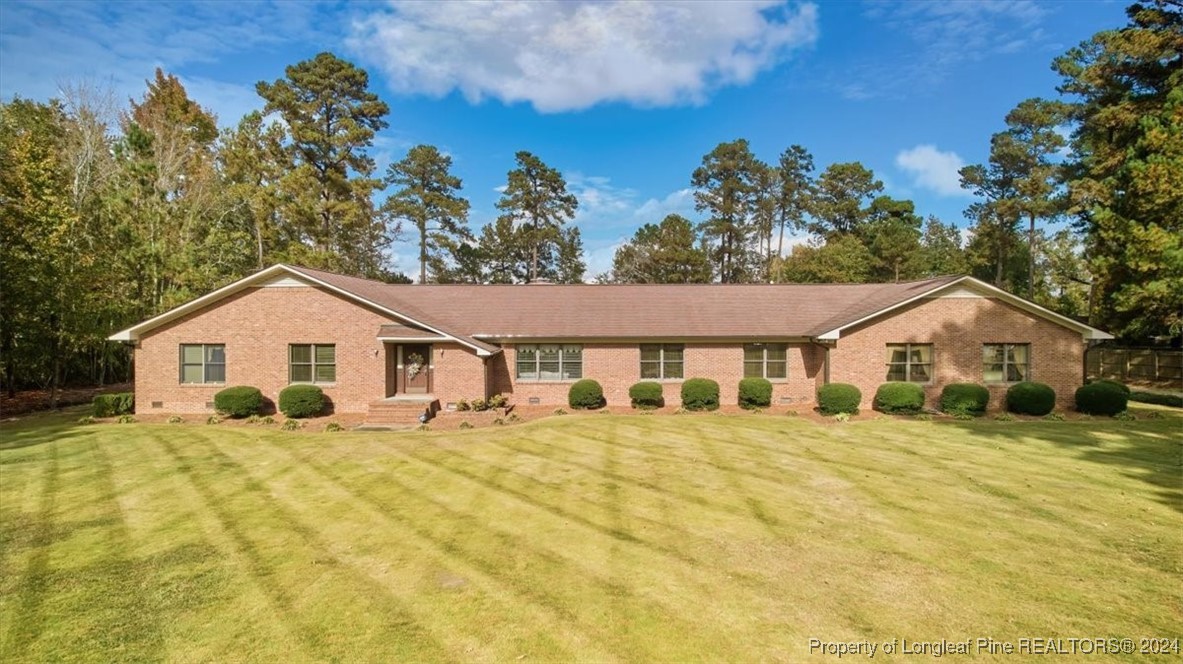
[179,344,225,384]
[982,343,1030,384]
[885,343,934,384]
[743,343,788,380]
[289,344,337,384]
[515,344,582,381]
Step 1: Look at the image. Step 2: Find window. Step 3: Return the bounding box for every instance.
[743,343,788,379]
[983,343,1029,383]
[290,344,336,383]
[885,344,933,383]
[516,344,582,381]
[179,344,225,384]
[640,344,684,379]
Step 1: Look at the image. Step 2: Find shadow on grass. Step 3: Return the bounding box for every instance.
[942,415,1183,514]
[0,409,94,452]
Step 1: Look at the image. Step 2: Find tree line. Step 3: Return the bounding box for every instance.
[1,1,1178,402]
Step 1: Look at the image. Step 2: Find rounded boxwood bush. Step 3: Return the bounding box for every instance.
[738,377,773,410]
[1075,381,1129,416]
[568,379,606,410]
[681,378,720,411]
[939,383,990,416]
[1089,378,1131,396]
[873,382,925,414]
[629,381,664,409]
[92,392,134,417]
[1005,381,1056,416]
[818,383,861,415]
[214,386,263,418]
[279,384,325,418]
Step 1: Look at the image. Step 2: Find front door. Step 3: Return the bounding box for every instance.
[402,344,431,394]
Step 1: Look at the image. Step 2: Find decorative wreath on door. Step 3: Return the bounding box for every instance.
[406,352,426,380]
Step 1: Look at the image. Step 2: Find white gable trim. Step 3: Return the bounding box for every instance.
[108,264,499,356]
[817,276,1112,341]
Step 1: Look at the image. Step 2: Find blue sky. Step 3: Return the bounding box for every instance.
[0,1,1127,278]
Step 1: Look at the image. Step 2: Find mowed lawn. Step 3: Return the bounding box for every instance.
[1,411,1180,662]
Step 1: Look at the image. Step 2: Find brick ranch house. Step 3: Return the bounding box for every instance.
[109,264,1111,424]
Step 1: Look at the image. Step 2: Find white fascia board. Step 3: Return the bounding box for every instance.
[818,276,1113,341]
[107,264,290,342]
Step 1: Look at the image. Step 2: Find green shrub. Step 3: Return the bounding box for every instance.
[915,413,933,422]
[1129,391,1183,408]
[206,415,222,425]
[458,421,473,429]
[167,415,184,424]
[455,399,471,412]
[673,407,688,415]
[470,397,487,412]
[492,417,505,426]
[1043,412,1066,421]
[213,386,263,418]
[278,385,325,418]
[93,392,134,417]
[416,424,431,432]
[488,394,509,409]
[1006,381,1056,416]
[738,377,773,410]
[873,382,925,414]
[939,383,989,416]
[1114,410,1136,421]
[817,383,861,415]
[681,378,720,411]
[117,414,137,424]
[261,415,275,425]
[281,419,302,431]
[834,412,851,423]
[552,408,568,416]
[993,413,1015,422]
[1089,378,1131,395]
[77,415,96,425]
[1074,381,1129,416]
[568,379,606,410]
[323,422,343,432]
[629,381,664,409]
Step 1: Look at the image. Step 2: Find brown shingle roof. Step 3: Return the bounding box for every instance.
[288,266,962,347]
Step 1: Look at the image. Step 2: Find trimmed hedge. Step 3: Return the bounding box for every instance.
[873,382,925,414]
[568,379,606,410]
[214,386,263,418]
[93,392,134,417]
[629,381,664,409]
[1089,378,1131,396]
[1005,381,1056,416]
[738,377,773,410]
[278,384,325,418]
[818,383,861,415]
[939,383,989,416]
[681,378,720,411]
[1129,390,1183,409]
[1075,381,1129,416]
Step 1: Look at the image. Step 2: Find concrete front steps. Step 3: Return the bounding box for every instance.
[363,396,439,428]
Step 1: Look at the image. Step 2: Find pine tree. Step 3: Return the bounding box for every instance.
[382,145,471,283]
[808,162,883,238]
[256,52,391,276]
[494,151,579,282]
[691,139,760,282]
[611,214,712,283]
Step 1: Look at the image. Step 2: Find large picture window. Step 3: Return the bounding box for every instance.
[290,344,336,383]
[516,344,582,381]
[743,343,788,379]
[885,344,933,383]
[179,344,225,384]
[640,344,684,379]
[983,343,1029,383]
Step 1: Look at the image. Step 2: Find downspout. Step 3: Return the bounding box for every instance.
[809,338,831,385]
[482,355,490,400]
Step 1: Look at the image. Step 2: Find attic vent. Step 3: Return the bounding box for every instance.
[151,401,163,409]
[528,397,541,405]
[205,401,215,409]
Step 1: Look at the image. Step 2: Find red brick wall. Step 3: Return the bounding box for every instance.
[497,343,823,408]
[137,286,403,414]
[830,295,1085,410]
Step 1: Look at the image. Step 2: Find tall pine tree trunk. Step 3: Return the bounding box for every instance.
[1028,212,1036,299]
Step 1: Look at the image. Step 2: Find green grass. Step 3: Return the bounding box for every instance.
[2,408,1180,662]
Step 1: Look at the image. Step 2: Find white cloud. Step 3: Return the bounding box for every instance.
[895,144,968,197]
[633,188,697,222]
[347,1,819,112]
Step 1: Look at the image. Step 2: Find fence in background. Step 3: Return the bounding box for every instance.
[1085,347,1182,384]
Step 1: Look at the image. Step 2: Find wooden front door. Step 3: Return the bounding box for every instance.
[402,344,431,394]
